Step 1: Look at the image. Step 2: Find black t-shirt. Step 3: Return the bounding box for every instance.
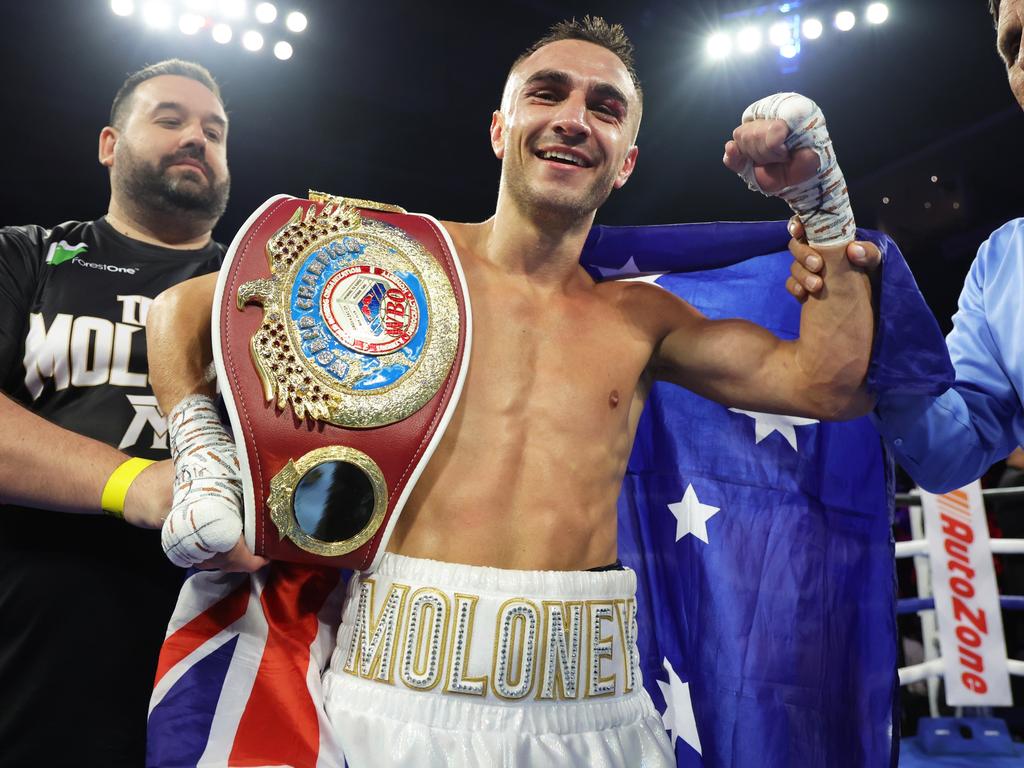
[0,218,223,767]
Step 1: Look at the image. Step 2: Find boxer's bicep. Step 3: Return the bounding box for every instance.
[651,309,808,415]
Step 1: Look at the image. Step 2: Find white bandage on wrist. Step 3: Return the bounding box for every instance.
[162,394,243,568]
[738,92,855,247]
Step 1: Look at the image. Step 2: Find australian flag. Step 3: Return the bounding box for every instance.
[147,220,952,767]
[582,221,940,768]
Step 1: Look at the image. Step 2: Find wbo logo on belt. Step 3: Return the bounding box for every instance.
[213,192,471,569]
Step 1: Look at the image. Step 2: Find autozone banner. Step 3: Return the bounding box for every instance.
[920,481,1011,706]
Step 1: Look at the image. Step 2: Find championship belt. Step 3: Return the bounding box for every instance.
[212,192,471,569]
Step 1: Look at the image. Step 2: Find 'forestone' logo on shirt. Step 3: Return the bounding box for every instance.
[69,257,139,276]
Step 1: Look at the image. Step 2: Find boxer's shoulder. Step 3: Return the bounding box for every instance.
[596,277,700,341]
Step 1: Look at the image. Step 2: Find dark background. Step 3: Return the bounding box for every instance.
[1,0,1020,331]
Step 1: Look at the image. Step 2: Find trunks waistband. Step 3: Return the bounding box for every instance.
[332,553,641,704]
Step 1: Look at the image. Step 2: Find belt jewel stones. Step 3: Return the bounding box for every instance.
[238,194,460,557]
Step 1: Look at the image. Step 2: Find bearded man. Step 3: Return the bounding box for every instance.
[0,59,230,767]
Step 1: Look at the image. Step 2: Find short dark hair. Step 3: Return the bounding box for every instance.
[109,59,222,128]
[509,16,643,104]
[991,0,1000,28]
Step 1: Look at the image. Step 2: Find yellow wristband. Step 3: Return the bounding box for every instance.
[101,457,156,519]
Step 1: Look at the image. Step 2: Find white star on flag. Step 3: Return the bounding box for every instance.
[728,408,818,451]
[667,483,720,543]
[658,657,702,755]
[594,255,641,279]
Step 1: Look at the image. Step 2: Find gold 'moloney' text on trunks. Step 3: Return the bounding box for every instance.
[342,578,639,701]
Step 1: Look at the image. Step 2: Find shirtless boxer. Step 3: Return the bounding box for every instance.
[146,17,877,767]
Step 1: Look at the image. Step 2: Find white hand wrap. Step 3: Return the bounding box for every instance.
[738,92,855,247]
[162,394,243,568]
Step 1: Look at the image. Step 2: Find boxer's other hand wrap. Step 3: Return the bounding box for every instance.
[162,394,243,568]
[738,92,855,247]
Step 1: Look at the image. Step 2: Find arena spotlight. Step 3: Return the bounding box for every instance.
[178,12,204,34]
[835,10,856,31]
[866,3,889,24]
[254,2,277,23]
[768,21,792,48]
[706,32,732,60]
[780,43,799,59]
[111,0,306,57]
[285,10,307,32]
[802,18,824,40]
[142,0,173,28]
[242,29,264,50]
[273,40,293,60]
[736,25,762,54]
[211,22,232,43]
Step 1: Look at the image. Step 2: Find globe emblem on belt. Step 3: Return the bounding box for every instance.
[320,264,420,356]
[242,199,458,428]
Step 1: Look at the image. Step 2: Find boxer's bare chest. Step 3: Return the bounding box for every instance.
[389,231,659,569]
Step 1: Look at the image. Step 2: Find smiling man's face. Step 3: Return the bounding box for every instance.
[491,38,640,224]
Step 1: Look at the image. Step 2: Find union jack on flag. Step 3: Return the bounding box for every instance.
[147,564,346,768]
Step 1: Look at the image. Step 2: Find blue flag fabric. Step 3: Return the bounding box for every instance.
[579,221,953,768]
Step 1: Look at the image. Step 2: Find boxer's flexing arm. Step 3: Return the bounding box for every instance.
[641,236,874,419]
[647,95,876,419]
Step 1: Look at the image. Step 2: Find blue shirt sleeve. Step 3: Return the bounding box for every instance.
[872,218,1024,492]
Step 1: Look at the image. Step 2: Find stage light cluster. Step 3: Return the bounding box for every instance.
[705,2,890,64]
[109,0,306,60]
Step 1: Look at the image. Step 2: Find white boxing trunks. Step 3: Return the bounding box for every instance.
[323,553,674,767]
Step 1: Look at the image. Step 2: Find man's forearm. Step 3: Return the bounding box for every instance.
[147,272,218,414]
[0,393,135,514]
[793,241,875,418]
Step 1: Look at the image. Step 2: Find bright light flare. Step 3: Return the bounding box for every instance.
[242,29,264,50]
[705,32,732,60]
[769,21,792,48]
[254,2,277,22]
[736,25,762,54]
[111,0,134,16]
[780,43,799,59]
[178,12,204,34]
[142,1,173,28]
[211,22,232,43]
[835,10,856,31]
[285,11,307,32]
[802,18,823,40]
[273,40,293,60]
[866,3,889,24]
